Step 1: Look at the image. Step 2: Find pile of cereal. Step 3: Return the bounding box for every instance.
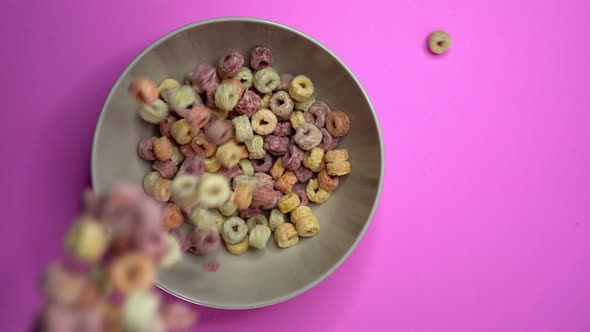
[131,46,351,255]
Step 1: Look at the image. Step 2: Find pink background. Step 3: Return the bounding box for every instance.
[1,0,589,331]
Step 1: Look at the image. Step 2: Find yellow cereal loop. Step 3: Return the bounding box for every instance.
[325,149,349,163]
[210,108,230,120]
[158,78,180,100]
[269,158,285,179]
[326,161,351,176]
[278,192,300,213]
[171,119,197,145]
[170,146,185,165]
[259,93,272,109]
[65,216,107,263]
[219,200,238,217]
[216,141,242,169]
[306,179,332,204]
[197,173,232,208]
[290,111,306,130]
[274,223,299,248]
[288,75,314,102]
[205,157,222,173]
[290,205,313,224]
[225,236,249,255]
[295,215,320,238]
[142,171,161,195]
[303,147,324,171]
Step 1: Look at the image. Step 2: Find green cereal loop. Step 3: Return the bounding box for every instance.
[232,175,258,191]
[189,207,224,233]
[215,82,240,111]
[247,214,269,232]
[245,135,266,159]
[232,115,254,143]
[239,159,254,176]
[253,67,280,93]
[295,95,316,112]
[137,99,169,124]
[269,208,286,231]
[167,85,196,111]
[290,111,306,130]
[232,67,253,89]
[219,200,238,217]
[170,145,185,165]
[143,171,162,195]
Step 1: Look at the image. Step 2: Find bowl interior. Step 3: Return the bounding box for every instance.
[92,18,383,308]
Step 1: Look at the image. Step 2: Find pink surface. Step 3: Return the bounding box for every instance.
[1,0,589,331]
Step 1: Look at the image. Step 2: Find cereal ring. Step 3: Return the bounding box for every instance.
[259,93,272,109]
[232,115,254,142]
[290,111,306,130]
[152,160,178,179]
[128,78,158,105]
[275,170,297,193]
[137,99,169,124]
[249,46,273,71]
[219,164,243,180]
[171,119,198,145]
[162,203,183,230]
[253,67,280,93]
[225,236,249,255]
[303,147,324,171]
[264,135,289,157]
[277,73,293,91]
[171,174,199,209]
[185,105,211,130]
[109,253,156,294]
[251,109,278,135]
[190,64,220,94]
[273,121,293,136]
[223,78,246,98]
[234,90,261,117]
[222,217,248,244]
[325,110,350,137]
[160,233,182,268]
[288,75,314,102]
[251,185,274,208]
[187,228,221,255]
[318,169,340,191]
[189,208,224,233]
[219,200,238,217]
[306,179,332,204]
[65,217,107,263]
[191,132,216,158]
[327,161,351,176]
[249,225,271,249]
[179,155,205,177]
[282,145,304,171]
[198,174,232,208]
[180,144,196,158]
[325,149,349,162]
[294,215,320,237]
[152,178,172,202]
[238,144,249,159]
[215,82,241,111]
[269,91,294,120]
[269,209,286,231]
[210,107,230,120]
[158,78,180,99]
[295,95,316,112]
[278,192,300,213]
[274,223,299,248]
[170,146,185,165]
[245,135,266,159]
[218,50,245,78]
[254,172,274,188]
[166,85,197,111]
[238,206,261,219]
[153,136,173,161]
[143,171,161,195]
[239,159,254,176]
[232,67,253,89]
[428,30,451,54]
[232,175,258,191]
[121,291,161,332]
[294,123,322,150]
[204,119,232,145]
[216,141,242,169]
[292,187,309,206]
[290,205,313,224]
[205,156,222,173]
[138,137,156,161]
[294,166,313,183]
[252,154,273,173]
[159,115,178,139]
[206,84,219,108]
[246,214,269,232]
[269,157,285,179]
[318,128,340,151]
[305,101,331,128]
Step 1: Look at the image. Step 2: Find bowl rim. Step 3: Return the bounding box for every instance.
[91,16,385,310]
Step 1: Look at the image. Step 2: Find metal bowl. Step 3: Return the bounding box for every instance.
[91,17,384,309]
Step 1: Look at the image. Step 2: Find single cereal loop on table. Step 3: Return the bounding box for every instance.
[234,90,261,117]
[215,82,241,111]
[218,49,245,78]
[252,153,273,173]
[251,109,278,135]
[275,170,298,193]
[288,75,314,102]
[278,192,300,213]
[216,141,242,169]
[325,149,349,163]
[245,135,266,159]
[205,156,222,173]
[219,200,238,217]
[198,173,232,208]
[159,116,178,139]
[109,253,156,294]
[269,208,286,231]
[303,147,324,171]
[250,46,273,71]
[273,121,293,137]
[232,115,254,142]
[269,91,295,120]
[166,85,197,111]
[171,119,197,145]
[162,203,184,231]
[249,224,272,249]
[185,106,212,130]
[138,137,156,161]
[65,217,107,263]
[327,161,351,176]
[191,132,216,158]
[282,145,304,171]
[264,134,289,156]
[158,79,180,100]
[143,171,161,195]
[295,95,316,112]
[294,166,313,183]
[246,214,269,232]
[318,127,339,151]
[232,184,254,210]
[294,123,323,150]
[152,178,172,202]
[137,99,169,124]
[191,64,220,94]
[278,73,293,91]
[204,119,233,145]
[270,157,286,179]
[325,110,351,137]
[260,93,272,109]
[210,107,230,120]
[239,159,254,176]
[152,160,178,179]
[290,111,306,130]
[170,146,185,165]
[428,30,451,55]
[291,205,313,224]
[222,216,248,244]
[232,67,253,89]
[253,67,280,93]
[306,179,332,204]
[274,223,299,248]
[225,236,249,255]
[129,78,158,105]
[295,215,320,238]
[171,174,199,209]
[153,136,173,161]
[318,169,340,191]
[305,101,331,128]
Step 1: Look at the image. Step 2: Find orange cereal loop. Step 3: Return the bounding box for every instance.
[317,169,340,191]
[153,136,174,161]
[191,132,216,157]
[238,145,249,159]
[129,78,158,105]
[232,184,254,210]
[274,170,297,194]
[153,178,172,202]
[162,203,184,230]
[108,253,156,294]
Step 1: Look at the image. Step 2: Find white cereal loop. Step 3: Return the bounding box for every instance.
[171,174,199,208]
[137,99,169,124]
[197,173,231,208]
[222,217,248,244]
[269,208,286,231]
[249,225,272,249]
[246,214,269,232]
[232,115,254,142]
